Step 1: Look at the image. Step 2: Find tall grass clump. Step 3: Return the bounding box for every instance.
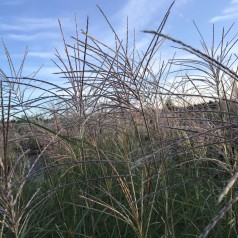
[0,2,238,237]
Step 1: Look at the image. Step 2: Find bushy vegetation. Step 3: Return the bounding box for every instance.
[0,3,238,237]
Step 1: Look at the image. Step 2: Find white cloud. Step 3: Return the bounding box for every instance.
[28,51,55,58]
[209,13,238,23]
[209,0,238,23]
[6,32,60,41]
[0,49,55,60]
[175,0,194,6]
[21,65,60,80]
[0,17,72,32]
[90,0,171,51]
[115,0,167,31]
[224,5,238,14]
[0,0,25,6]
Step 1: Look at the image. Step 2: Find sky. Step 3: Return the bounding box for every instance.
[0,0,237,84]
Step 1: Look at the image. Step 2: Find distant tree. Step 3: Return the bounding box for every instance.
[165,98,177,111]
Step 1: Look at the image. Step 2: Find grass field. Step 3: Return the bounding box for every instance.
[0,4,238,238]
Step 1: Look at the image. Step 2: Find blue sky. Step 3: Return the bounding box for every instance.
[0,0,237,83]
